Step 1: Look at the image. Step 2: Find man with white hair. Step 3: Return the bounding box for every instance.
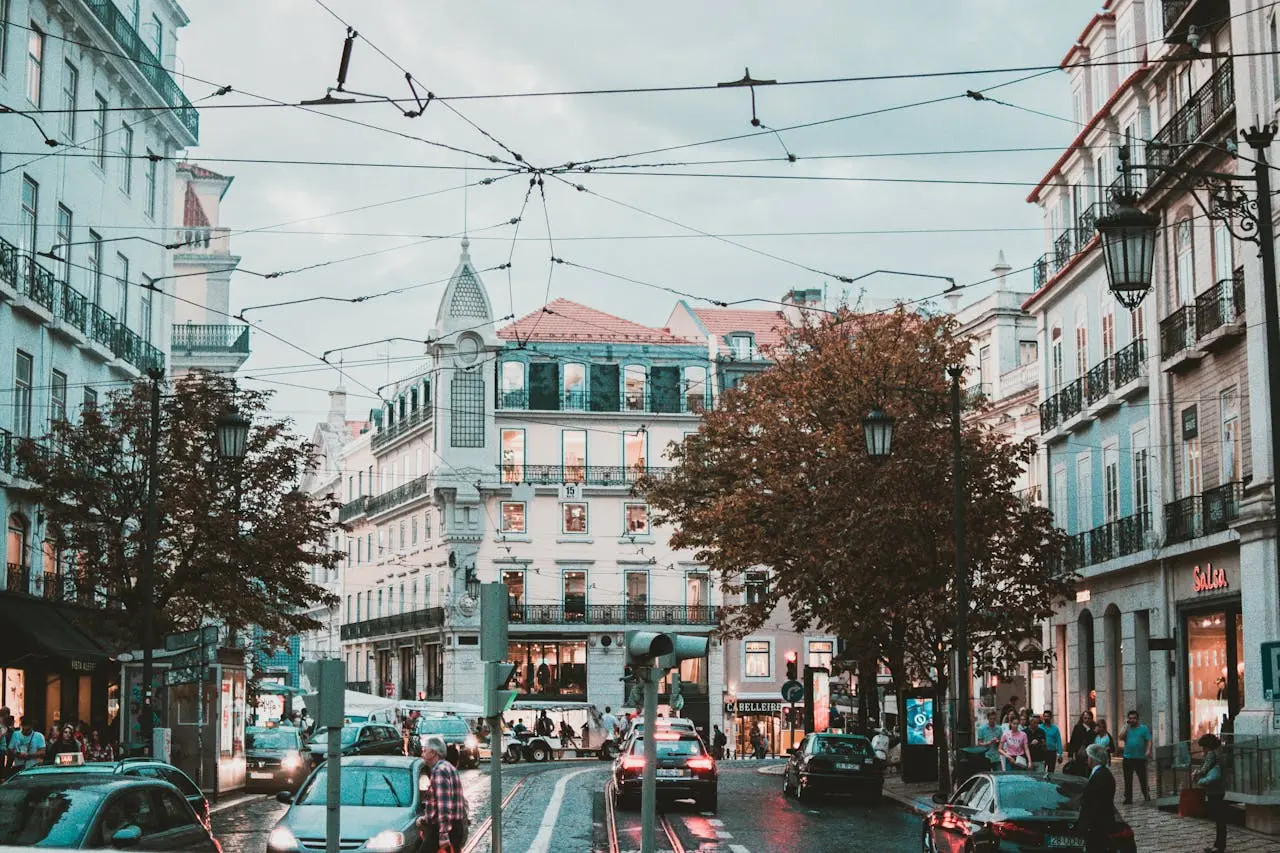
[419,734,469,852]
[1075,742,1117,853]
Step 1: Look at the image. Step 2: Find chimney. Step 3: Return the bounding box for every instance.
[992,250,1012,291]
[327,386,348,430]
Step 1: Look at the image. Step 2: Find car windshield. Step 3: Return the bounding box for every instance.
[417,718,469,737]
[813,736,873,757]
[247,729,302,751]
[0,784,104,847]
[309,727,360,748]
[295,766,412,808]
[630,737,703,757]
[995,776,1086,818]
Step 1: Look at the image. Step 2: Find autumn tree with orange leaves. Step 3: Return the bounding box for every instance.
[642,307,1071,791]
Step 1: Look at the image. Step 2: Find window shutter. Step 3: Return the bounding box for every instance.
[650,366,681,413]
[528,362,560,410]
[590,363,620,412]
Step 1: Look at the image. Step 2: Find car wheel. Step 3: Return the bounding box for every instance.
[781,770,791,796]
[795,781,810,803]
[529,742,551,762]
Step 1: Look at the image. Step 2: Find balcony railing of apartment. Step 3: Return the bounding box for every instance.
[1059,378,1084,421]
[963,383,990,405]
[339,606,446,640]
[496,387,711,415]
[1147,61,1234,175]
[498,464,671,486]
[0,239,163,373]
[371,405,433,451]
[1164,482,1242,545]
[1016,484,1042,507]
[1079,512,1152,568]
[171,323,250,354]
[1113,338,1147,388]
[365,473,434,517]
[3,564,94,606]
[1085,361,1111,406]
[1032,202,1106,292]
[337,495,369,524]
[82,0,199,139]
[1160,306,1197,359]
[1039,395,1060,434]
[1194,270,1246,340]
[1165,495,1202,544]
[507,603,720,625]
[1108,170,1147,210]
[174,227,230,252]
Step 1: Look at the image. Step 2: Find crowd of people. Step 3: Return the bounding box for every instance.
[0,708,121,779]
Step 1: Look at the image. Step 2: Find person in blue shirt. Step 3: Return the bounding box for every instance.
[1119,709,1152,803]
[1040,710,1064,773]
[975,710,1002,769]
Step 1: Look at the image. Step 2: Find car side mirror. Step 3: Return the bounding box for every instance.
[789,747,799,756]
[276,791,294,805]
[110,825,143,848]
[931,792,950,806]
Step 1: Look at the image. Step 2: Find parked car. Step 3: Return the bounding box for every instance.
[0,773,221,850]
[245,724,310,793]
[782,732,884,802]
[921,772,1138,853]
[413,714,480,768]
[269,756,427,853]
[612,731,717,812]
[305,722,403,765]
[16,756,211,828]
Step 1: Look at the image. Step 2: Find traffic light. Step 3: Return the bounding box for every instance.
[626,630,674,664]
[656,634,709,671]
[785,650,798,682]
[480,583,509,663]
[484,661,518,718]
[300,659,344,727]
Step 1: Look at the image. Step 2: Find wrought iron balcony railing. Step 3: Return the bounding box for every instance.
[1147,62,1234,175]
[338,495,369,524]
[371,405,433,451]
[1203,481,1242,535]
[1165,495,1202,545]
[1113,338,1147,388]
[1039,394,1060,434]
[339,606,446,640]
[1058,378,1084,421]
[1194,270,1246,340]
[498,464,671,486]
[365,473,434,517]
[1085,360,1111,406]
[2,564,93,605]
[172,323,250,354]
[1160,306,1197,359]
[506,603,720,626]
[1083,512,1152,566]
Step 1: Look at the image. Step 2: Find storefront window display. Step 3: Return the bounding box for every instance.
[1,668,24,720]
[509,640,587,698]
[732,701,782,758]
[1186,608,1244,740]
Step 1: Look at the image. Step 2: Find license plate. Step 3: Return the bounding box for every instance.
[656,769,687,778]
[249,772,273,780]
[1046,837,1085,848]
[836,763,860,771]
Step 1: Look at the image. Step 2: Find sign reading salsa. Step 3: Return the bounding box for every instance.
[1192,563,1229,593]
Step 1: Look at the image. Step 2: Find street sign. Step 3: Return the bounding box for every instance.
[1262,642,1280,701]
[163,626,218,652]
[164,665,213,686]
[781,680,804,703]
[167,645,216,669]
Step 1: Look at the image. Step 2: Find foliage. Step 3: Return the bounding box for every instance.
[16,371,341,648]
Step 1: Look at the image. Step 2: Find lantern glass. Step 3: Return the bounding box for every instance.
[216,409,251,461]
[861,407,895,460]
[1096,199,1159,309]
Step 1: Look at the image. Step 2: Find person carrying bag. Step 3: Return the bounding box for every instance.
[1193,733,1227,853]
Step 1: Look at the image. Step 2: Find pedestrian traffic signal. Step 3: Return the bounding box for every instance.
[785,650,798,682]
[484,661,519,718]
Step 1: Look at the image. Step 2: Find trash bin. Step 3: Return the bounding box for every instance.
[954,746,992,786]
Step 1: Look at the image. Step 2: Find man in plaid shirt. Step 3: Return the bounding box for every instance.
[420,735,470,852]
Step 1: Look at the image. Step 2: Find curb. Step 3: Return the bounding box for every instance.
[882,786,931,817]
[754,764,785,776]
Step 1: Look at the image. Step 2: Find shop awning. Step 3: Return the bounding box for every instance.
[0,596,113,668]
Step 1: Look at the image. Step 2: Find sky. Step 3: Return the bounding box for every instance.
[173,0,1106,428]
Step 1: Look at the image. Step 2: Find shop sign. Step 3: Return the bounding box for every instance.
[1182,406,1199,440]
[1192,562,1229,594]
[736,700,782,714]
[69,660,96,672]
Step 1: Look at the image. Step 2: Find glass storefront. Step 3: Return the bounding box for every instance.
[1,668,24,720]
[509,640,587,699]
[1185,606,1244,740]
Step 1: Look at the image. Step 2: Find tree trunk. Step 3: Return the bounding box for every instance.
[934,663,952,795]
[857,648,879,734]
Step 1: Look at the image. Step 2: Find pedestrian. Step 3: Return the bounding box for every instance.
[999,695,1020,723]
[558,719,577,747]
[8,717,46,771]
[999,716,1031,771]
[580,720,591,750]
[1041,711,1063,773]
[601,707,618,741]
[749,724,762,759]
[1076,743,1117,853]
[1093,717,1114,755]
[1025,711,1047,771]
[1068,710,1095,760]
[1119,709,1152,803]
[976,711,1002,771]
[1193,733,1227,853]
[86,730,114,762]
[47,725,82,764]
[712,725,727,760]
[418,734,470,852]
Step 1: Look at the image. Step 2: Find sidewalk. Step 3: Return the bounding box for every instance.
[882,774,1280,853]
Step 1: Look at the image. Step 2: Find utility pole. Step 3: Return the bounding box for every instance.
[140,366,163,756]
[949,364,971,754]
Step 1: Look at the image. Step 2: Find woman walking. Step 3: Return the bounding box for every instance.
[999,717,1031,771]
[1093,717,1115,755]
[1194,733,1227,853]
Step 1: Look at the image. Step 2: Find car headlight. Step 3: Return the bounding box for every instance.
[267,826,299,852]
[281,751,303,771]
[465,735,478,749]
[366,830,405,851]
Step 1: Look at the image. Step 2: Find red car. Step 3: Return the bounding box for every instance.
[612,731,717,812]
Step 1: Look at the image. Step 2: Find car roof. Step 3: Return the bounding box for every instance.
[323,755,421,768]
[4,773,173,794]
[814,733,871,742]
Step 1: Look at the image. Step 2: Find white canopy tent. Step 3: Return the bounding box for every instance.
[299,690,398,720]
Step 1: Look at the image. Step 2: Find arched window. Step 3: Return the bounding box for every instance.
[6,514,29,572]
[624,365,647,412]
[1050,325,1064,390]
[684,366,708,413]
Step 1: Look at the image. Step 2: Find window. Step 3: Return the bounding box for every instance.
[1076,455,1092,533]
[130,0,139,28]
[144,151,157,217]
[19,175,37,256]
[684,365,707,412]
[356,539,363,564]
[1050,326,1064,389]
[55,205,71,284]
[1100,297,1115,360]
[148,13,162,60]
[14,351,32,437]
[500,361,525,407]
[507,640,587,698]
[398,521,406,551]
[500,502,526,534]
[1182,406,1203,498]
[624,570,648,614]
[503,570,525,615]
[450,372,484,447]
[624,365,647,412]
[1175,217,1195,305]
[745,570,768,605]
[60,60,77,139]
[139,278,152,342]
[624,503,649,534]
[81,387,96,414]
[808,640,834,671]
[562,429,586,482]
[424,510,432,540]
[118,124,133,193]
[0,0,9,75]
[1129,303,1145,343]
[1073,303,1088,379]
[1221,387,1241,483]
[93,93,107,168]
[562,362,586,410]
[1072,86,1085,125]
[115,253,129,323]
[1051,464,1068,530]
[1103,443,1120,523]
[744,640,772,678]
[410,516,418,545]
[563,570,586,620]
[561,502,588,534]
[1212,219,1233,285]
[500,429,524,483]
[356,471,363,496]
[49,369,66,426]
[87,230,102,304]
[624,429,646,480]
[1272,14,1280,102]
[25,24,41,106]
[977,345,991,389]
[686,571,709,610]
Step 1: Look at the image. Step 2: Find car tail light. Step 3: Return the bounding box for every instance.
[686,757,714,770]
[989,821,1041,844]
[621,755,645,770]
[1109,825,1135,841]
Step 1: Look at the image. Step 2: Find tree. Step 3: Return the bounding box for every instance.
[642,308,1071,791]
[16,371,340,649]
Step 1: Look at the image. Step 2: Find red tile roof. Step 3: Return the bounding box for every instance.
[498,298,696,344]
[691,307,789,352]
[182,184,210,228]
[177,161,228,181]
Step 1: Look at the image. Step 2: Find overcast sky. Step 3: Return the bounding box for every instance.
[175,0,1103,428]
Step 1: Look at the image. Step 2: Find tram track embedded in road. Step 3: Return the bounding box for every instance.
[603,781,686,853]
[461,776,528,853]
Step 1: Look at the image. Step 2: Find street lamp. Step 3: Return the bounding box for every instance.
[1095,192,1160,310]
[861,407,895,461]
[216,409,250,461]
[464,568,482,600]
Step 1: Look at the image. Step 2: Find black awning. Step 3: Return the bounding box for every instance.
[0,595,113,668]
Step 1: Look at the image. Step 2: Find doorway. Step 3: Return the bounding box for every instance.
[1183,604,1244,740]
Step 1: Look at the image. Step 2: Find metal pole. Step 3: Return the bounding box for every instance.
[949,365,971,752]
[141,367,162,757]
[326,725,341,853]
[196,628,205,794]
[489,710,503,853]
[640,665,659,853]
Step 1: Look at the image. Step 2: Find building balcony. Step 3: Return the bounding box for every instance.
[1016,484,1042,507]
[1193,270,1246,352]
[963,383,990,406]
[172,323,250,355]
[1160,306,1203,371]
[507,603,720,626]
[1162,0,1228,44]
[370,405,433,452]
[337,495,369,524]
[1146,61,1233,181]
[1079,512,1153,568]
[497,387,711,416]
[340,606,446,641]
[1031,202,1104,292]
[498,464,672,487]
[2,564,94,606]
[1084,360,1111,408]
[1164,481,1242,545]
[1039,395,1060,435]
[998,360,1038,397]
[365,473,434,519]
[174,227,231,254]
[1111,338,1148,398]
[81,0,199,140]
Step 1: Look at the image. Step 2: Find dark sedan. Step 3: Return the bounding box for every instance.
[612,732,717,812]
[782,733,884,801]
[921,772,1137,853]
[246,725,310,793]
[306,722,403,765]
[268,756,427,853]
[17,757,211,828]
[0,774,221,850]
